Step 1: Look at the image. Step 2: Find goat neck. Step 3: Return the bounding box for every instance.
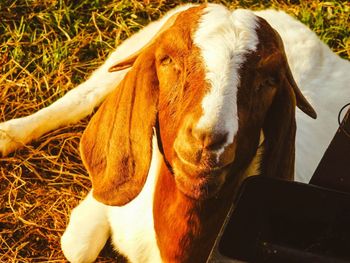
[153,162,245,263]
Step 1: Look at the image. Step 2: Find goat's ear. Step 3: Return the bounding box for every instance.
[285,63,317,119]
[80,49,158,206]
[272,28,317,119]
[260,27,316,181]
[261,54,316,180]
[261,75,297,181]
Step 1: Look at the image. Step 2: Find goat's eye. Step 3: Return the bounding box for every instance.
[160,55,173,66]
[258,77,277,91]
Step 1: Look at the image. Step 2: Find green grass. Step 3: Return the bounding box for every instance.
[0,0,349,262]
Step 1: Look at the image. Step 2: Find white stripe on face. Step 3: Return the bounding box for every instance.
[193,5,259,153]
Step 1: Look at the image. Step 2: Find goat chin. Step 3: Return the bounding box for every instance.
[173,165,228,200]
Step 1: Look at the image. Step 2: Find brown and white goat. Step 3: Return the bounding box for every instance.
[59,4,317,263]
[2,5,349,183]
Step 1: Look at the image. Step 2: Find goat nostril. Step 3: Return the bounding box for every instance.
[192,128,228,151]
[204,132,228,150]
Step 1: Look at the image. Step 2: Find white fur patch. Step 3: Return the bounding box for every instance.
[194,5,258,155]
[108,135,163,263]
[61,135,163,263]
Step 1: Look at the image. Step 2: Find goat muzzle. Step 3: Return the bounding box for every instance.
[173,122,236,169]
[172,127,236,200]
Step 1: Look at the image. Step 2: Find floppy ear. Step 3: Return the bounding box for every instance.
[273,28,317,119]
[79,11,183,206]
[261,52,316,181]
[261,76,297,180]
[80,48,159,206]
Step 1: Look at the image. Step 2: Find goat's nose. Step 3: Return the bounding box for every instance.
[191,127,228,151]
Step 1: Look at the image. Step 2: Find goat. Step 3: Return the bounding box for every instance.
[0,5,348,184]
[0,3,348,263]
[60,4,319,263]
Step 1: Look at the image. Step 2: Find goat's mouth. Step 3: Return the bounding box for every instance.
[173,151,230,200]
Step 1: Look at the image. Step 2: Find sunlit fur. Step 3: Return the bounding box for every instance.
[194,5,258,158]
[1,3,349,263]
[62,5,265,262]
[61,135,163,263]
[107,135,163,263]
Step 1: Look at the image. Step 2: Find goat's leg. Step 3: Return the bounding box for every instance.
[0,65,128,157]
[0,26,138,157]
[61,191,110,263]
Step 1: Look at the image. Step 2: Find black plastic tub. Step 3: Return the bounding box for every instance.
[219,176,350,263]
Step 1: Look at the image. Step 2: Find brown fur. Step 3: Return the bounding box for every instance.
[153,162,250,263]
[79,5,317,262]
[153,15,317,263]
[80,5,208,205]
[80,47,159,206]
[254,17,316,180]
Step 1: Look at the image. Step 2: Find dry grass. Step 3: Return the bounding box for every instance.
[0,0,349,262]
